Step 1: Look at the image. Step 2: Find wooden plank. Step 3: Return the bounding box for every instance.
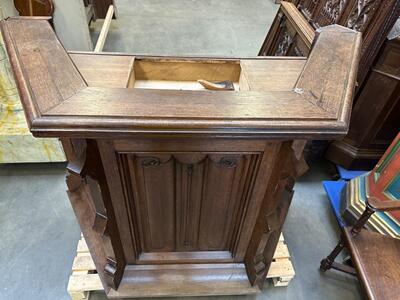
[67,234,295,299]
[2,19,359,139]
[94,5,114,52]
[0,18,86,118]
[241,59,305,91]
[72,253,96,271]
[267,260,295,278]
[47,87,331,120]
[68,273,103,293]
[273,242,290,259]
[70,54,134,88]
[296,25,362,119]
[281,1,315,48]
[76,238,89,253]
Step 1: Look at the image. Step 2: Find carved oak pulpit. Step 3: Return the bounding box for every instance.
[1,18,360,298]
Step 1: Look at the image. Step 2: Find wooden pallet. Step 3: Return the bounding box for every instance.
[68,234,295,300]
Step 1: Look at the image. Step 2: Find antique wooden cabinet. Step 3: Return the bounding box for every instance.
[1,18,360,297]
[260,1,400,169]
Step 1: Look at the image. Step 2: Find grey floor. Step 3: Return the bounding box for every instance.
[90,0,278,56]
[0,1,363,299]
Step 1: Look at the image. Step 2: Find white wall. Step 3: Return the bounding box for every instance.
[0,0,18,18]
[53,0,93,51]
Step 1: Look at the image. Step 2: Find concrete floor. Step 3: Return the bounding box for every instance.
[0,1,363,299]
[90,0,278,56]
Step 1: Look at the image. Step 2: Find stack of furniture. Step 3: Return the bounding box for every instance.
[1,17,360,297]
[260,0,400,170]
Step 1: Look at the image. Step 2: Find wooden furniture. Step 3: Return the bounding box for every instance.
[325,37,400,169]
[1,17,360,298]
[341,132,400,239]
[0,29,65,163]
[341,173,400,239]
[320,132,400,300]
[260,1,400,169]
[67,234,295,300]
[14,0,54,17]
[92,0,114,19]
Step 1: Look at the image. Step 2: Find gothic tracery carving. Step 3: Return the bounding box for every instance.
[347,0,378,31]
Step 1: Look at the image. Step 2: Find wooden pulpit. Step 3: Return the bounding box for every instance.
[1,18,361,298]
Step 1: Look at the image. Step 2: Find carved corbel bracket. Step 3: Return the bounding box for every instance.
[64,138,125,290]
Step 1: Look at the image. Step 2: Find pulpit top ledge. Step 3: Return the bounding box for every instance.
[1,18,361,139]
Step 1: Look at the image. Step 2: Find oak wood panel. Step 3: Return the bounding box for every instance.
[295,25,361,118]
[119,152,263,254]
[44,87,331,120]
[97,140,138,264]
[70,54,134,88]
[240,59,306,91]
[344,228,400,300]
[113,139,267,152]
[108,264,260,298]
[0,18,86,118]
[1,18,360,139]
[137,251,233,264]
[14,0,54,17]
[126,154,176,252]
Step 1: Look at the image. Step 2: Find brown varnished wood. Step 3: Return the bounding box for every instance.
[70,54,134,88]
[1,18,360,297]
[1,18,360,139]
[0,18,86,123]
[108,264,259,298]
[295,25,361,118]
[63,138,126,289]
[326,38,400,169]
[261,1,400,169]
[344,228,400,300]
[14,0,54,17]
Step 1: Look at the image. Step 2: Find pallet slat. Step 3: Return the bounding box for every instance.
[67,234,295,299]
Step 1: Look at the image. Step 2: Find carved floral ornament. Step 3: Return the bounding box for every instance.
[276,30,293,56]
[139,154,240,168]
[347,0,378,31]
[324,0,347,21]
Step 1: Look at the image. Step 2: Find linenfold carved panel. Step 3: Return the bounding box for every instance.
[118,152,262,254]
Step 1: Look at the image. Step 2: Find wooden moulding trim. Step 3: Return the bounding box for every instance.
[1,18,360,139]
[107,263,260,298]
[30,116,348,139]
[67,51,309,61]
[281,1,315,48]
[338,28,362,125]
[0,19,38,126]
[137,251,233,264]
